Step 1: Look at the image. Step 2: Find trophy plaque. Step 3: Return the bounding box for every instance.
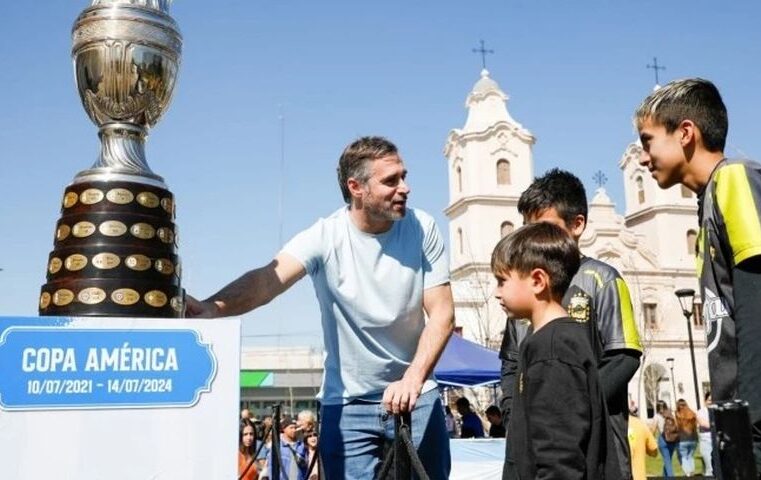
[39,0,184,318]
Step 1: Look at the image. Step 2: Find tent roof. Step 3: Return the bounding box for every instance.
[434,334,500,388]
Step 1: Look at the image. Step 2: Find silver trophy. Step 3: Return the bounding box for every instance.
[39,0,184,318]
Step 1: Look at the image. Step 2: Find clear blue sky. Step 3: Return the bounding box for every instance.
[2,1,760,347]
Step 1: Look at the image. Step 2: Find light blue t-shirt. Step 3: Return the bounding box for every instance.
[281,207,449,405]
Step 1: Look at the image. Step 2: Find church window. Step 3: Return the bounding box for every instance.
[686,229,698,255]
[681,185,692,198]
[457,228,463,255]
[643,303,658,329]
[500,221,514,237]
[496,159,511,185]
[456,166,463,192]
[636,176,645,204]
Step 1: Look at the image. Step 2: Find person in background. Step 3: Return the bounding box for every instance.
[444,405,457,438]
[239,421,260,480]
[267,416,308,480]
[651,400,678,478]
[485,405,506,438]
[296,410,317,440]
[675,398,699,476]
[456,397,485,439]
[697,392,714,476]
[304,429,320,480]
[627,406,657,480]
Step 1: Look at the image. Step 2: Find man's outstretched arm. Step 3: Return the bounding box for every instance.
[383,283,454,414]
[185,252,306,318]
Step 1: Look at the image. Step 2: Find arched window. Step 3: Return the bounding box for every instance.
[681,185,692,198]
[456,166,462,192]
[636,176,645,204]
[496,159,511,185]
[457,228,463,255]
[686,229,698,255]
[500,221,514,238]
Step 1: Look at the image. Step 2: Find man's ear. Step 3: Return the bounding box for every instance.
[568,214,586,239]
[346,177,365,200]
[678,119,697,147]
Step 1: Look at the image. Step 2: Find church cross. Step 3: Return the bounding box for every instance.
[646,57,666,85]
[593,171,608,188]
[472,40,494,69]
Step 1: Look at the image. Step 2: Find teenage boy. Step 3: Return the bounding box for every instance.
[636,77,761,468]
[493,222,619,479]
[500,169,643,479]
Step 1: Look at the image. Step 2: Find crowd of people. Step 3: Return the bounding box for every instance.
[188,77,761,478]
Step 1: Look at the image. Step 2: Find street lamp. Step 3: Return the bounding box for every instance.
[675,288,701,409]
[666,357,676,409]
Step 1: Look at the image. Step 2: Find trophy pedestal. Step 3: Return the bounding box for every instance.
[40,177,184,317]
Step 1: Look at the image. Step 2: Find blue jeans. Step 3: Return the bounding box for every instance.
[658,435,677,477]
[678,439,698,475]
[319,388,451,479]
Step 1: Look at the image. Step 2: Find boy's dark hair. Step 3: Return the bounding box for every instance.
[517,168,588,226]
[485,405,501,417]
[491,222,580,299]
[635,78,728,152]
[337,136,398,203]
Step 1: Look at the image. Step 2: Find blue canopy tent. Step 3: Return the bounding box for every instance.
[434,334,501,388]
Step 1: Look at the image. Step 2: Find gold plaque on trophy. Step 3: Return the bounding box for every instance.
[154,258,174,275]
[111,288,140,306]
[157,227,174,244]
[53,289,75,306]
[64,254,88,271]
[99,220,128,237]
[40,292,52,309]
[92,252,120,269]
[161,197,174,215]
[106,188,135,205]
[63,192,78,209]
[56,224,71,241]
[72,221,96,238]
[144,290,168,308]
[137,192,160,208]
[130,222,156,240]
[170,295,183,312]
[48,257,63,274]
[78,287,107,305]
[125,254,152,271]
[80,188,105,205]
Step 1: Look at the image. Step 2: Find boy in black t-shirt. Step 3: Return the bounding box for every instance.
[492,222,619,479]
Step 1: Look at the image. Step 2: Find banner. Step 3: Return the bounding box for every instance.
[0,316,240,480]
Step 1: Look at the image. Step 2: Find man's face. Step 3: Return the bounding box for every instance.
[493,269,535,319]
[524,207,584,243]
[282,423,298,442]
[638,117,686,189]
[358,155,410,222]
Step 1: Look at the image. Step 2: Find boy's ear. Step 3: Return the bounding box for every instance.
[568,214,586,238]
[529,268,551,295]
[678,119,697,147]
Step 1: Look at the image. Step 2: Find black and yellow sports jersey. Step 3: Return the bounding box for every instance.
[500,256,642,479]
[697,158,761,404]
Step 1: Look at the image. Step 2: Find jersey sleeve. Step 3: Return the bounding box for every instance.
[596,275,642,353]
[714,162,761,266]
[280,219,325,275]
[421,214,450,289]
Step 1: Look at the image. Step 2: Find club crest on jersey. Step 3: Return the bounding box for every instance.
[567,292,591,323]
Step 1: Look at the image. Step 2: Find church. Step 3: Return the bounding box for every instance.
[444,68,710,414]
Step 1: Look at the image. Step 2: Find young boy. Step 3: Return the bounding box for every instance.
[636,77,761,469]
[500,169,642,479]
[493,222,619,479]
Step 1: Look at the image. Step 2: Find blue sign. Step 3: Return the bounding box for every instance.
[0,318,217,410]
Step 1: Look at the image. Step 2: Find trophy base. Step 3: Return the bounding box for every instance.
[40,177,184,318]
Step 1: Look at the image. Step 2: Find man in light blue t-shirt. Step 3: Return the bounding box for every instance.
[187,136,454,479]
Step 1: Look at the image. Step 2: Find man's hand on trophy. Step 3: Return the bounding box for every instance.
[185,295,222,318]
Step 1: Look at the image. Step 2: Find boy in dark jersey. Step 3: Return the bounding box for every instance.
[493,222,619,479]
[636,77,761,470]
[500,169,642,479]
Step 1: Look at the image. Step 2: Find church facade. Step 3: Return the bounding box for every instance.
[444,70,710,413]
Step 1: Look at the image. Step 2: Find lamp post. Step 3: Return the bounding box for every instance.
[675,288,701,409]
[666,357,676,409]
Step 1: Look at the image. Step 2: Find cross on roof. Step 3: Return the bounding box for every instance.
[593,170,608,188]
[472,40,494,70]
[646,57,666,86]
